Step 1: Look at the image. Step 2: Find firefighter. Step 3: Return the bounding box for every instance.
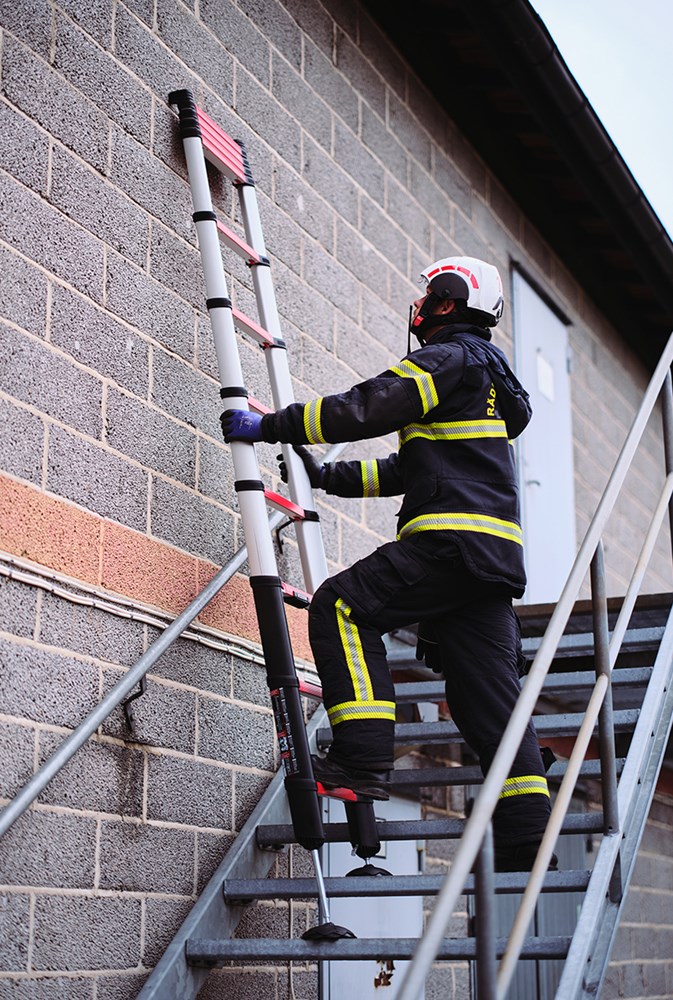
[221,255,555,872]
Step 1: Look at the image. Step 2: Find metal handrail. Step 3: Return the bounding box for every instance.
[397,331,673,1000]
[0,444,347,841]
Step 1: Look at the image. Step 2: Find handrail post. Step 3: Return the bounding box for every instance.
[590,542,622,902]
[474,822,497,1000]
[662,369,673,564]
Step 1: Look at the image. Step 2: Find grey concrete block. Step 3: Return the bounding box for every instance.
[150,477,235,564]
[272,54,331,150]
[288,969,319,1000]
[149,225,204,312]
[49,146,149,269]
[408,162,453,242]
[50,283,149,397]
[0,810,96,889]
[360,195,408,279]
[0,578,38,639]
[300,337,353,397]
[0,396,44,485]
[47,425,148,531]
[1,37,108,173]
[334,119,385,208]
[37,731,144,818]
[53,14,152,146]
[0,976,93,999]
[145,628,232,695]
[200,0,270,88]
[235,68,301,173]
[239,0,301,68]
[274,167,334,252]
[303,243,360,323]
[56,0,112,47]
[156,0,233,103]
[98,819,195,894]
[195,830,235,893]
[361,286,406,358]
[453,206,490,262]
[146,753,233,829]
[304,37,358,134]
[231,656,272,708]
[0,323,102,437]
[105,387,196,486]
[0,173,104,304]
[114,6,194,105]
[235,899,290,940]
[334,219,391,301]
[197,697,275,770]
[0,243,48,337]
[101,670,196,754]
[32,895,142,971]
[0,635,100,728]
[197,438,236,509]
[387,93,432,174]
[335,29,385,120]
[197,970,279,1000]
[335,311,393,382]
[359,11,408,102]
[232,769,274,832]
[361,103,408,186]
[105,252,195,361]
[387,178,431,253]
[0,719,35,798]
[282,0,333,56]
[92,973,149,1000]
[0,99,50,194]
[0,892,30,971]
[109,128,193,244]
[37,589,145,667]
[143,896,192,966]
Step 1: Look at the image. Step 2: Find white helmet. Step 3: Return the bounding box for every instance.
[419,256,504,327]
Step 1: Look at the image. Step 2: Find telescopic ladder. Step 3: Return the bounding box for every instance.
[165,89,382,938]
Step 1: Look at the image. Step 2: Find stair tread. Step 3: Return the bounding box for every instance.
[186,934,572,963]
[256,811,604,848]
[223,870,591,901]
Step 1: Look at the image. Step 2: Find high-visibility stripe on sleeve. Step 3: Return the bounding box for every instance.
[335,599,373,702]
[328,700,397,726]
[360,460,380,497]
[399,419,508,446]
[303,398,326,444]
[498,775,550,799]
[390,359,439,415]
[398,512,523,545]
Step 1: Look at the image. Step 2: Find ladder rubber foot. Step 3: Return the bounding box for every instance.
[346,863,393,877]
[302,922,357,941]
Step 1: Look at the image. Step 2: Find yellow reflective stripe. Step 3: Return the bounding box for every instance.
[335,599,374,701]
[360,460,380,497]
[499,775,550,799]
[303,398,326,444]
[390,360,439,415]
[399,420,508,446]
[399,512,523,545]
[328,700,397,725]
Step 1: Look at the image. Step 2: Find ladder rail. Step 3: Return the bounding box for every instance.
[397,330,673,1000]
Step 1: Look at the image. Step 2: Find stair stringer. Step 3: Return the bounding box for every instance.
[556,601,673,1000]
[137,705,329,1000]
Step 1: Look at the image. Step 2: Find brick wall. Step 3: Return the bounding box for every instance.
[0,0,671,997]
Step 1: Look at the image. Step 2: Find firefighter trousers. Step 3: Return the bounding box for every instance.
[308,534,551,846]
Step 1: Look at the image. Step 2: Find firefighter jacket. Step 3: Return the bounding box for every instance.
[261,323,532,595]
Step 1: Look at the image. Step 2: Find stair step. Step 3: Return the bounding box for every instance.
[317,710,639,749]
[389,757,624,788]
[256,811,604,849]
[394,667,653,703]
[186,934,572,964]
[223,870,590,903]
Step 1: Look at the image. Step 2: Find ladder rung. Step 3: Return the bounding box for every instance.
[281,582,312,609]
[197,108,249,184]
[187,935,572,965]
[264,489,307,521]
[256,811,605,849]
[232,305,276,347]
[248,396,272,415]
[216,219,265,265]
[298,677,323,700]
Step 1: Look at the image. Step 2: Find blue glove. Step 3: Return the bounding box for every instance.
[220,409,264,443]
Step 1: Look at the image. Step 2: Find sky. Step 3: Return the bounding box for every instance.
[529,0,673,240]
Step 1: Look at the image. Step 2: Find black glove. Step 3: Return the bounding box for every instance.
[277,445,326,490]
[416,622,442,674]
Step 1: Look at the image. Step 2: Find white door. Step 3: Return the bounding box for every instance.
[322,795,424,999]
[512,271,576,604]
